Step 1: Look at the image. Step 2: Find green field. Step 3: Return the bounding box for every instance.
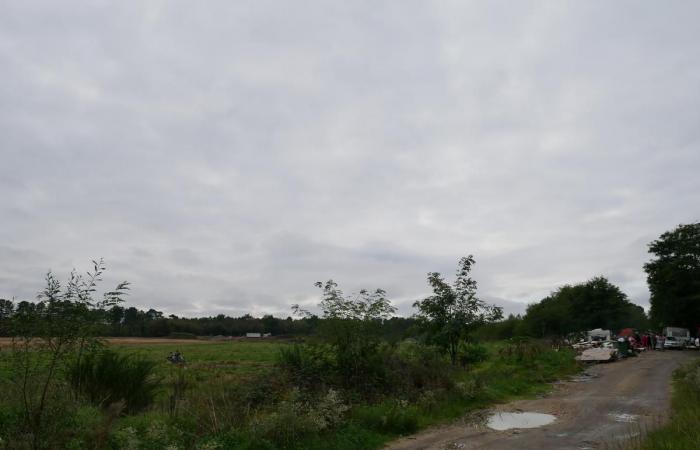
[111,339,283,380]
[0,337,579,450]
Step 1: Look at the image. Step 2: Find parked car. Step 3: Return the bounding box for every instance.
[663,336,685,349]
[662,327,691,349]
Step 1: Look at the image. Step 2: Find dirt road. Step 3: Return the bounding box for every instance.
[387,350,698,450]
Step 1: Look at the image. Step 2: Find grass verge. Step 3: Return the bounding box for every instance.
[628,357,700,450]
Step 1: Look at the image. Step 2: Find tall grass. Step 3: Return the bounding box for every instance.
[629,358,700,449]
[68,349,161,413]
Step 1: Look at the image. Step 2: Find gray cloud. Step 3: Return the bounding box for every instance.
[1,1,699,317]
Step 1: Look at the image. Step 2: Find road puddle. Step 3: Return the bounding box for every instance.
[609,413,639,423]
[486,412,556,431]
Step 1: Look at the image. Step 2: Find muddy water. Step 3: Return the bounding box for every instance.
[486,412,556,431]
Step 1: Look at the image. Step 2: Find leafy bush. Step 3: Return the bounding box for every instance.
[252,401,318,449]
[277,344,335,390]
[384,340,453,395]
[110,414,187,450]
[353,400,419,435]
[307,388,350,430]
[454,374,485,401]
[68,349,161,414]
[456,342,488,367]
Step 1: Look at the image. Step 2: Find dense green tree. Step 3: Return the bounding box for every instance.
[522,276,647,337]
[413,256,502,364]
[645,222,700,330]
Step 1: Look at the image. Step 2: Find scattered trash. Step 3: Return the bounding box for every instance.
[486,412,556,431]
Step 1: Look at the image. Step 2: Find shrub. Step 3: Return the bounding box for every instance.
[384,340,453,395]
[454,374,485,401]
[353,400,419,435]
[68,349,161,414]
[456,342,488,367]
[498,337,543,364]
[306,388,350,431]
[110,414,187,450]
[252,401,318,449]
[277,344,335,389]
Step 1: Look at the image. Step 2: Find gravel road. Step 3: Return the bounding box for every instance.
[386,350,698,450]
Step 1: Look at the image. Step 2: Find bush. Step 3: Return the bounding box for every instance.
[353,400,419,435]
[384,340,453,395]
[252,401,318,449]
[277,344,336,390]
[68,349,161,414]
[456,342,488,367]
[110,414,187,450]
[498,337,543,364]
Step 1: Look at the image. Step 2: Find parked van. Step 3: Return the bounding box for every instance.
[662,327,690,349]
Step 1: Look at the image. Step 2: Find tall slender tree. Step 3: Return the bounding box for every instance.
[413,256,502,364]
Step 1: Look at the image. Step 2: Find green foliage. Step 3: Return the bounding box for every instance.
[290,280,397,393]
[3,259,129,449]
[497,337,543,364]
[644,222,700,330]
[352,400,420,435]
[456,342,488,367]
[110,414,189,450]
[308,280,396,321]
[1,337,579,450]
[521,276,647,337]
[383,340,454,395]
[413,256,503,364]
[68,348,161,414]
[472,314,526,341]
[632,358,700,449]
[276,344,335,389]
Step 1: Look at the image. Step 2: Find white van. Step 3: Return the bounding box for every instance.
[662,327,690,349]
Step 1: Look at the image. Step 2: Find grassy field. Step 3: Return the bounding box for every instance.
[110,338,282,379]
[0,337,579,450]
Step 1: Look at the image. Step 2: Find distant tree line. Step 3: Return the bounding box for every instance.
[1,222,698,341]
[475,222,700,339]
[0,299,417,340]
[473,276,649,340]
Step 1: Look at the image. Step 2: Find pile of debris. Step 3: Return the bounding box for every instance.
[576,347,618,362]
[571,328,638,363]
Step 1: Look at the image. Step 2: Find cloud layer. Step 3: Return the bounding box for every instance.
[1,1,699,317]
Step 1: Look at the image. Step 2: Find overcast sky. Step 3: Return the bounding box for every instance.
[1,1,699,318]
